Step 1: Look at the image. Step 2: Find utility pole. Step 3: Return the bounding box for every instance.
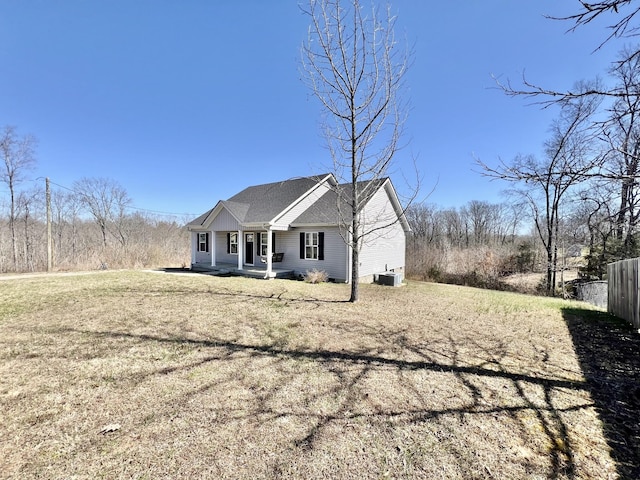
[46,177,52,272]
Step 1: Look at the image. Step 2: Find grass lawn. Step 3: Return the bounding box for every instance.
[0,270,632,479]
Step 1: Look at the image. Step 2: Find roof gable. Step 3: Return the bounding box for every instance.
[185,205,216,229]
[291,178,385,225]
[227,175,330,223]
[291,178,410,232]
[187,174,334,229]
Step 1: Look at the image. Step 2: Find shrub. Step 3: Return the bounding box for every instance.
[304,269,328,284]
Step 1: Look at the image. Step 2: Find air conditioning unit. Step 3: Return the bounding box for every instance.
[377,272,401,287]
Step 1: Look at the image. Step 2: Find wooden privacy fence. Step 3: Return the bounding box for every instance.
[608,258,640,331]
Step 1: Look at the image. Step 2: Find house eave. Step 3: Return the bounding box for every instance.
[382,178,412,233]
[194,201,244,230]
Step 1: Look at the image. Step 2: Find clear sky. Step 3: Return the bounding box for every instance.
[0,1,625,219]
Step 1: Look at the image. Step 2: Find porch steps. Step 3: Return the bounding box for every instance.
[190,264,232,275]
[190,263,295,280]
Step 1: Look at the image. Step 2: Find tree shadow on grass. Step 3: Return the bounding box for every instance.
[62,327,591,478]
[562,307,640,479]
[112,281,351,306]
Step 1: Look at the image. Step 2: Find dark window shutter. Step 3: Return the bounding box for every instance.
[318,232,324,260]
[226,233,230,254]
[272,232,276,253]
[206,233,210,252]
[300,232,305,259]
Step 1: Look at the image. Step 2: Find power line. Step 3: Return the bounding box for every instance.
[36,178,200,218]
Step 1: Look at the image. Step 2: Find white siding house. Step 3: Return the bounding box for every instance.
[358,182,406,281]
[186,174,409,283]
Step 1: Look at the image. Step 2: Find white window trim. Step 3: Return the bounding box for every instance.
[198,232,208,252]
[229,232,238,255]
[260,232,269,256]
[305,232,319,260]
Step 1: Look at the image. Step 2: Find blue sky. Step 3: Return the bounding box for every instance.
[0,1,624,218]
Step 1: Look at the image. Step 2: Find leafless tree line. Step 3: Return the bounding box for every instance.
[0,127,190,273]
[406,201,522,249]
[404,200,541,291]
[386,1,640,295]
[0,188,190,274]
[472,1,640,294]
[408,42,640,295]
[0,187,190,273]
[477,67,640,293]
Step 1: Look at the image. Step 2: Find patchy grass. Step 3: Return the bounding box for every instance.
[0,271,621,479]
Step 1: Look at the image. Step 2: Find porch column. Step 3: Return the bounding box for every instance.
[237,229,243,270]
[191,232,197,264]
[265,228,273,279]
[210,230,216,267]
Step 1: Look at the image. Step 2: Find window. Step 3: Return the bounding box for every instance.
[305,232,318,260]
[259,232,276,257]
[299,232,324,260]
[198,233,209,252]
[229,233,238,254]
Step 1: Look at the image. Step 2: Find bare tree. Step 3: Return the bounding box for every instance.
[572,182,618,277]
[406,203,443,244]
[492,3,640,275]
[466,200,492,246]
[301,0,413,302]
[598,46,640,255]
[52,189,82,265]
[554,1,640,52]
[442,207,467,248]
[73,177,131,251]
[478,86,602,294]
[16,187,43,272]
[408,202,519,250]
[0,126,37,270]
[496,1,640,103]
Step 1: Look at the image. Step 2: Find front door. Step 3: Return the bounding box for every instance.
[245,233,254,265]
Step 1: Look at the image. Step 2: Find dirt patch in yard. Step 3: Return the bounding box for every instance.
[0,271,625,478]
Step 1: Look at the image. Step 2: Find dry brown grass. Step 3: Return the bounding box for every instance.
[0,271,622,479]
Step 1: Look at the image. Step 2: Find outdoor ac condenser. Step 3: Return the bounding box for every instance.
[377,272,401,287]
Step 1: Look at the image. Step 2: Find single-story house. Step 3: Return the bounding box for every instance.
[186,173,410,283]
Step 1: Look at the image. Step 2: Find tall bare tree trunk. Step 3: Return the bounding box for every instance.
[9,184,17,270]
[0,126,37,272]
[302,0,414,302]
[478,82,601,296]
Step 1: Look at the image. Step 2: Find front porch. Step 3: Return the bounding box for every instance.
[191,262,295,280]
[191,226,288,280]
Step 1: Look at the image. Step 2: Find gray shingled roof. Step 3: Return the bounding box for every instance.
[187,207,214,227]
[186,174,330,227]
[292,178,386,225]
